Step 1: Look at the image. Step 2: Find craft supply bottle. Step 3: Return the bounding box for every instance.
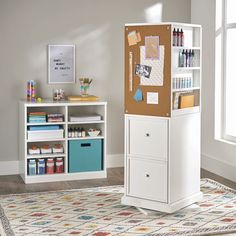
[179,50,185,67]
[185,50,189,67]
[28,159,36,175]
[38,159,45,175]
[190,77,193,88]
[81,128,86,137]
[191,50,195,67]
[173,78,176,89]
[71,128,75,138]
[173,28,177,46]
[46,158,54,174]
[180,29,184,47]
[68,128,72,138]
[78,128,82,137]
[74,127,78,138]
[176,28,180,46]
[55,158,64,173]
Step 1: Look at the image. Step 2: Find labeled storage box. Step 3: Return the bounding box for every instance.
[69,139,103,173]
[27,129,64,141]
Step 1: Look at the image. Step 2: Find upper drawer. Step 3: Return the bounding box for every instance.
[128,118,168,160]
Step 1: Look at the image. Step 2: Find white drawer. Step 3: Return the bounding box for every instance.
[128,118,168,161]
[128,158,167,203]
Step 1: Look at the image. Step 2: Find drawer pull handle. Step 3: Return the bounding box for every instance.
[146,133,150,137]
[146,174,150,178]
[81,143,91,147]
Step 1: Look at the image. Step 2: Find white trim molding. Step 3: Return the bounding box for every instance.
[106,154,124,168]
[0,155,124,176]
[201,153,236,182]
[0,161,19,176]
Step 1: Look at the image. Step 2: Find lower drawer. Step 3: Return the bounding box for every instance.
[128,158,167,203]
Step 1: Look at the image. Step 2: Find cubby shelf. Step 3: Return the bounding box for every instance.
[176,67,200,70]
[27,138,66,143]
[173,46,200,50]
[172,106,200,116]
[67,136,105,140]
[27,153,66,159]
[172,87,200,92]
[68,120,104,125]
[19,100,107,184]
[27,122,66,126]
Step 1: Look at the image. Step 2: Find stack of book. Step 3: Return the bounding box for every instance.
[28,112,46,123]
[47,114,64,122]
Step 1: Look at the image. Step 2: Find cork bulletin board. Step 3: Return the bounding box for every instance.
[124,24,171,117]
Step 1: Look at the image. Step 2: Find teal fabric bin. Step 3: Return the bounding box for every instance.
[69,139,103,173]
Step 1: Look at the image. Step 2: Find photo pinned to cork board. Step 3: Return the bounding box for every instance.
[127,30,141,46]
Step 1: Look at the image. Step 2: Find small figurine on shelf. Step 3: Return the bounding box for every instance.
[79,78,92,97]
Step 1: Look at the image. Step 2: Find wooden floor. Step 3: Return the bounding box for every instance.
[0,167,235,195]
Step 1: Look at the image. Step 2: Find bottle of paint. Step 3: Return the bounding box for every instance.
[173,28,177,46]
[28,159,36,175]
[38,159,45,175]
[46,158,54,174]
[180,28,184,47]
[55,158,64,173]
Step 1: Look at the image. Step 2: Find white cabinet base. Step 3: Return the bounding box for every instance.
[123,114,202,213]
[20,170,107,184]
[121,191,202,214]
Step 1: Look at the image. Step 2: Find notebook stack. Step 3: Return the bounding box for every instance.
[47,114,64,122]
[28,112,46,123]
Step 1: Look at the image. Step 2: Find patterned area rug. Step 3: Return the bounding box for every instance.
[0,179,235,236]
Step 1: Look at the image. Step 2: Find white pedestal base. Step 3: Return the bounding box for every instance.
[121,192,203,214]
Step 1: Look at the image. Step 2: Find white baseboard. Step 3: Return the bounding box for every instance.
[106,154,124,168]
[201,153,236,182]
[0,154,124,176]
[0,161,19,176]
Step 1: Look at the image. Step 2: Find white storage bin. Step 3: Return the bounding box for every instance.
[27,129,64,141]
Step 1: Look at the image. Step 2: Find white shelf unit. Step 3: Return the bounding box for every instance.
[19,100,107,184]
[171,23,202,116]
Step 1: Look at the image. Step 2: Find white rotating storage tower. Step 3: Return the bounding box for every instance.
[121,23,202,213]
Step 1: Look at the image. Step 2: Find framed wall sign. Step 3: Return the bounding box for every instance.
[48,44,75,84]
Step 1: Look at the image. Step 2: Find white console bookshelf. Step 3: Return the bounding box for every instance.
[19,99,107,184]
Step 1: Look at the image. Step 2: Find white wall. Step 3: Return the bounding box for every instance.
[191,0,236,182]
[0,0,190,173]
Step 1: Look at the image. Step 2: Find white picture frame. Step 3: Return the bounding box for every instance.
[48,44,75,84]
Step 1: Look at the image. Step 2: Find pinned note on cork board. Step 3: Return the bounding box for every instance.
[145,36,160,59]
[140,45,165,86]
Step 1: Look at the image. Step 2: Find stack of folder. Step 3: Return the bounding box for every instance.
[28,112,46,123]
